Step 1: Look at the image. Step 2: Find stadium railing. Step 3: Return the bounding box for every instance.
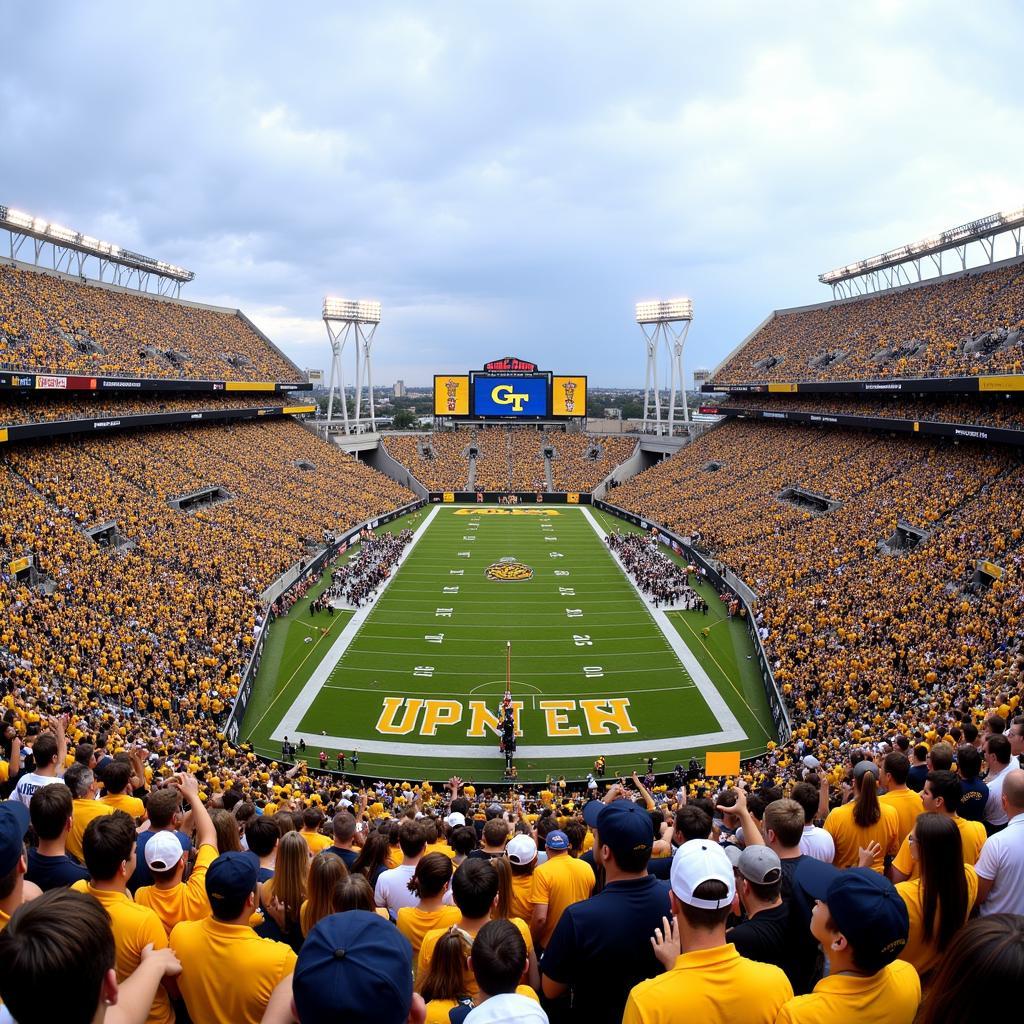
[225,498,426,744]
[591,498,792,744]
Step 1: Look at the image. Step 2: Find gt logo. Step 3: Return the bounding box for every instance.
[491,384,529,411]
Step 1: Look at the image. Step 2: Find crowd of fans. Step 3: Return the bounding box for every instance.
[714,259,1024,383]
[606,532,709,610]
[0,392,306,429]
[311,529,414,611]
[381,429,636,493]
[716,392,1024,432]
[0,263,300,381]
[613,420,1024,788]
[1,732,1022,1023]
[0,419,413,786]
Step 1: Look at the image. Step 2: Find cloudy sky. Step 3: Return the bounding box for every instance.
[3,1,1022,386]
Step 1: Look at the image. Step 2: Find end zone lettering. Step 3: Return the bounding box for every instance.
[453,508,560,516]
[375,696,637,737]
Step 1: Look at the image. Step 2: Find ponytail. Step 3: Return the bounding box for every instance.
[853,770,881,828]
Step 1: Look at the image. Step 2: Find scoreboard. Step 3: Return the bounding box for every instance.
[434,357,587,420]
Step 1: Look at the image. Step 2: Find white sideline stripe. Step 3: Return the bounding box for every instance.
[273,504,442,741]
[272,506,747,758]
[578,505,745,740]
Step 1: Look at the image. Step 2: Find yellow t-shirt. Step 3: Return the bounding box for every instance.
[823,802,900,871]
[529,853,595,945]
[896,866,978,976]
[398,904,461,958]
[70,883,173,1024]
[891,815,988,879]
[135,843,218,935]
[419,916,533,998]
[879,788,924,846]
[301,830,332,854]
[101,792,146,820]
[624,945,793,1024]
[509,871,534,922]
[425,841,457,861]
[170,916,297,1024]
[775,960,921,1024]
[68,798,114,862]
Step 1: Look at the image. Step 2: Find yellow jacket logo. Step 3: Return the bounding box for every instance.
[486,561,534,581]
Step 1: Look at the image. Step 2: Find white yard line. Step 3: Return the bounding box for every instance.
[271,505,747,759]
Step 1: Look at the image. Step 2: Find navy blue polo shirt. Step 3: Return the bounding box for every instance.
[541,873,671,1024]
[25,849,89,891]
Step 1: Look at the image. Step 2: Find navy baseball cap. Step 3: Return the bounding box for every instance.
[796,860,909,973]
[295,910,414,1024]
[0,802,30,876]
[582,800,604,827]
[545,829,569,850]
[205,851,260,914]
[595,800,654,862]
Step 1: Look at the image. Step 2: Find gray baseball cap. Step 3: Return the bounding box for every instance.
[736,846,782,884]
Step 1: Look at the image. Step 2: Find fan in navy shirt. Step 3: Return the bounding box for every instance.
[541,800,670,1024]
[25,784,89,891]
[957,744,990,823]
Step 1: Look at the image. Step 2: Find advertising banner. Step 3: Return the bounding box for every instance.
[434,375,470,416]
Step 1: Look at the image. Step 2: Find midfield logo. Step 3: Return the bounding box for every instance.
[486,559,534,582]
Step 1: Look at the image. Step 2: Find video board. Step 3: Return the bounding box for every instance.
[433,357,587,420]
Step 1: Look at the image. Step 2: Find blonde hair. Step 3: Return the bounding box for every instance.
[301,850,348,936]
[268,831,309,929]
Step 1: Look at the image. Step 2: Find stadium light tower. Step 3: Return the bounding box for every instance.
[322,298,382,434]
[635,299,694,436]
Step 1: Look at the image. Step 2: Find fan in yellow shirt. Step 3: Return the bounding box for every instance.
[895,814,978,977]
[170,852,296,1024]
[100,760,146,821]
[135,773,219,935]
[71,810,175,1024]
[777,859,920,1024]
[529,830,594,947]
[299,807,332,854]
[624,840,792,1024]
[397,852,460,958]
[879,753,925,845]
[823,763,899,871]
[891,771,987,881]
[64,762,113,862]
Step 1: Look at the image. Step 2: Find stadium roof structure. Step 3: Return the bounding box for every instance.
[819,206,1024,298]
[0,205,194,297]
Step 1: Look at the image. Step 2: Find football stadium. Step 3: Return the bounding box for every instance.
[2,7,1023,1024]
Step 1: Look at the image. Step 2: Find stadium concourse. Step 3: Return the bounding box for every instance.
[1,257,1024,1024]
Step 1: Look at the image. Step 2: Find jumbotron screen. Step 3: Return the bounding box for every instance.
[433,357,586,419]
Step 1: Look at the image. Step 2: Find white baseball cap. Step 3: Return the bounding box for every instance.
[145,832,184,871]
[506,834,538,866]
[670,839,736,909]
[444,812,466,827]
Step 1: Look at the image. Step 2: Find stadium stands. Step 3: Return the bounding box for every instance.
[713,259,1024,384]
[0,392,305,429]
[715,393,1024,432]
[0,263,302,381]
[381,427,636,492]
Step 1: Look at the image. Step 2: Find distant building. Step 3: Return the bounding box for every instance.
[692,368,711,390]
[393,380,406,398]
[306,369,325,386]
[603,408,622,419]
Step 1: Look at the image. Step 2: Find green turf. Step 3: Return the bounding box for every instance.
[242,505,775,782]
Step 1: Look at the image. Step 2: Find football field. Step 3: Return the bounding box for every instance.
[243,504,776,781]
